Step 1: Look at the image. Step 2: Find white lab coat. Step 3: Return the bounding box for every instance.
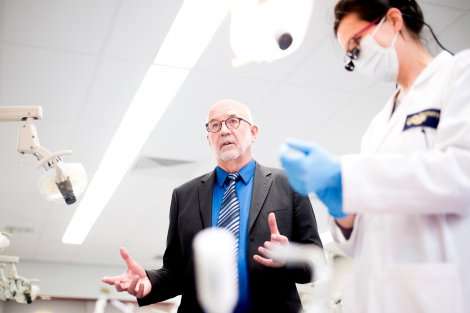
[334,50,470,313]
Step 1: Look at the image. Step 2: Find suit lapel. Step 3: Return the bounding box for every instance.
[248,163,273,233]
[198,172,215,229]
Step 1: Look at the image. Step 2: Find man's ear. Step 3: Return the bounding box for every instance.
[251,125,259,141]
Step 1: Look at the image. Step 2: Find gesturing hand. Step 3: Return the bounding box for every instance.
[102,247,152,299]
[253,212,289,268]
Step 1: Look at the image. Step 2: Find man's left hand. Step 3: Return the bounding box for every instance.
[253,212,288,268]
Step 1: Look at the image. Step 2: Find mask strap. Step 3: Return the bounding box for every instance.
[390,31,399,46]
[371,17,386,37]
[373,16,400,48]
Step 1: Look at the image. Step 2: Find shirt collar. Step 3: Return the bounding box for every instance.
[215,160,256,187]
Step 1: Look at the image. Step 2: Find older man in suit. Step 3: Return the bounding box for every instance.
[103,99,322,313]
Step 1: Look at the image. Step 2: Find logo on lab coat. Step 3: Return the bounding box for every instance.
[403,109,441,131]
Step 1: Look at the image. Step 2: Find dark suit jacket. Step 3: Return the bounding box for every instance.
[138,162,322,313]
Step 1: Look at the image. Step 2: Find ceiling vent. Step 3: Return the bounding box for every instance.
[2,225,35,235]
[133,157,195,170]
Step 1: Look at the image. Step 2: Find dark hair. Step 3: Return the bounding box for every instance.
[333,0,425,38]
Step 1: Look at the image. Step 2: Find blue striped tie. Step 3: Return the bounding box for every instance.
[217,172,241,249]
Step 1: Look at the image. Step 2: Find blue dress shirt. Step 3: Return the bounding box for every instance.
[212,160,256,313]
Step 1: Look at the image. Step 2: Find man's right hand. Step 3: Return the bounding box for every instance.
[102,247,152,299]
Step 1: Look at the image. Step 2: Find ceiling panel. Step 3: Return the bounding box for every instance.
[70,58,151,176]
[103,0,183,62]
[85,170,182,265]
[283,37,375,93]
[309,81,395,153]
[421,2,465,33]
[439,12,470,53]
[0,189,62,261]
[0,0,119,55]
[0,44,97,140]
[423,0,470,11]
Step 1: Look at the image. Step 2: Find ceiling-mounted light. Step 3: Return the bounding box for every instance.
[0,232,10,251]
[0,237,41,304]
[230,0,314,67]
[0,106,87,205]
[38,162,87,204]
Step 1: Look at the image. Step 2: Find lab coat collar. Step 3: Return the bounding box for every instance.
[370,51,454,153]
[410,51,453,89]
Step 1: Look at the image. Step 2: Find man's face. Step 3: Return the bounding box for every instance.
[206,103,258,162]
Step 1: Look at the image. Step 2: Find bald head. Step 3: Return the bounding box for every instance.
[207,99,254,124]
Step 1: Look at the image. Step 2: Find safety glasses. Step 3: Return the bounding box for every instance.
[344,17,382,71]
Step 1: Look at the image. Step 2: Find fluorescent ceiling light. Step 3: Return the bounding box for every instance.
[62,0,230,244]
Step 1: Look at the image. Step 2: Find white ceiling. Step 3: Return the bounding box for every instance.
[0,0,469,298]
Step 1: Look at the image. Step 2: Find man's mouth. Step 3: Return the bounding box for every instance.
[220,141,235,149]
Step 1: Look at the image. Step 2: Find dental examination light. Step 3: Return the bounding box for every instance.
[193,229,238,313]
[0,236,40,304]
[230,0,314,66]
[0,106,87,205]
[0,233,10,251]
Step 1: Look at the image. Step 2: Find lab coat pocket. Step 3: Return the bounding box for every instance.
[382,263,464,313]
[398,126,437,152]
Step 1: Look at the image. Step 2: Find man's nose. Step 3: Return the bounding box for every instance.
[220,122,231,135]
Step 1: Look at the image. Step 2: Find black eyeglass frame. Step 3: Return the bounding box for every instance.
[205,116,252,133]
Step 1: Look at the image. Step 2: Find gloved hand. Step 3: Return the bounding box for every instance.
[279,139,347,219]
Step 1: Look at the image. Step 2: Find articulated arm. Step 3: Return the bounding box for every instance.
[0,106,84,205]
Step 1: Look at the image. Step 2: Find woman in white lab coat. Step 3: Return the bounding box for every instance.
[279,0,470,313]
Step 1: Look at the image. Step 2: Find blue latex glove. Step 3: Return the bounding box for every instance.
[279,139,347,219]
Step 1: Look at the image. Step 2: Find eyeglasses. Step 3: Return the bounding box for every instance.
[205,116,251,133]
[344,18,381,72]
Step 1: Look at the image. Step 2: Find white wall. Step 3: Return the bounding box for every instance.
[17,261,136,300]
[4,299,86,313]
[5,260,179,312]
[2,299,177,313]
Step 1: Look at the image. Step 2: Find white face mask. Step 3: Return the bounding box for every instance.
[355,18,399,82]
